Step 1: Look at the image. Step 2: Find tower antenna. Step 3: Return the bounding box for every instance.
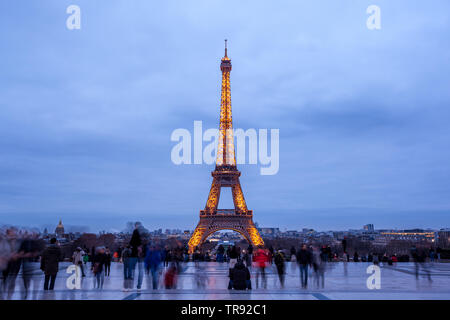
[224,39,227,57]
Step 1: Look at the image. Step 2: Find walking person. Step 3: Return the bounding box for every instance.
[121,245,132,291]
[195,262,208,289]
[312,246,325,289]
[104,247,112,277]
[92,247,107,289]
[342,252,348,276]
[436,247,442,261]
[83,251,89,265]
[229,245,239,268]
[226,246,232,263]
[0,229,11,300]
[193,247,201,267]
[274,250,286,288]
[243,250,252,268]
[90,246,96,269]
[429,248,435,263]
[290,250,297,274]
[247,244,253,265]
[296,244,312,289]
[164,262,178,289]
[342,237,347,254]
[136,243,147,290]
[216,244,225,263]
[72,247,86,277]
[1,227,22,299]
[145,244,162,289]
[268,246,274,265]
[40,238,62,291]
[164,247,171,267]
[373,253,379,265]
[411,246,432,282]
[253,246,269,289]
[290,246,296,261]
[19,231,41,300]
[129,223,142,290]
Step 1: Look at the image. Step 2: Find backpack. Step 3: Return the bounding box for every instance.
[232,268,247,290]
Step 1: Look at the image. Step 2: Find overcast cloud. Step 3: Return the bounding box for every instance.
[0,1,449,232]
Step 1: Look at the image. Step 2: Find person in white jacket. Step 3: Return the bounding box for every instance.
[72,247,86,277]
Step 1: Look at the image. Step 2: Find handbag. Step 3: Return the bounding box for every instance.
[93,262,100,274]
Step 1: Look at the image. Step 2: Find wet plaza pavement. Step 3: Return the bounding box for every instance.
[2,262,450,300]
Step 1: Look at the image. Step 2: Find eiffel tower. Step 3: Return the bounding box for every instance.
[188,40,264,253]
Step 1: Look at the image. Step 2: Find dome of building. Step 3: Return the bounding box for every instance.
[55,219,65,236]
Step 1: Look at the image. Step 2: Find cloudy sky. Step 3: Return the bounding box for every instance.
[1,1,449,232]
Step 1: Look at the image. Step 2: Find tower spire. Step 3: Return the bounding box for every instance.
[217,39,234,167]
[224,39,227,57]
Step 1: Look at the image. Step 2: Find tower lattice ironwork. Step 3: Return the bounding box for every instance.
[188,40,264,253]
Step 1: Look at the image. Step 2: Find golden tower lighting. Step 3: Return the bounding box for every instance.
[188,40,264,253]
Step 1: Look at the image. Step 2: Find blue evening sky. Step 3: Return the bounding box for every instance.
[0,1,449,232]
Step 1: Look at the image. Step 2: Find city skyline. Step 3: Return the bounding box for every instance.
[1,1,450,232]
[7,215,450,235]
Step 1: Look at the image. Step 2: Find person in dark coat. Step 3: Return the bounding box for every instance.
[290,246,296,260]
[274,250,286,288]
[128,223,142,289]
[247,244,253,256]
[130,224,142,257]
[92,247,107,289]
[411,245,432,282]
[104,247,112,276]
[296,244,312,288]
[226,246,232,263]
[229,245,239,268]
[20,232,42,299]
[1,227,22,299]
[121,245,132,291]
[268,246,274,264]
[228,260,251,290]
[164,248,171,267]
[145,244,163,289]
[217,244,225,263]
[342,238,347,253]
[40,238,62,290]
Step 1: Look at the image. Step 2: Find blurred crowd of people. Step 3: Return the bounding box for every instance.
[0,227,43,299]
[0,224,440,298]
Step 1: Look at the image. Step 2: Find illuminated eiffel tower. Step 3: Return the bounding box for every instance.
[188,40,264,253]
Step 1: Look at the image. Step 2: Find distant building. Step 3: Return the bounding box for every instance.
[55,219,65,237]
[285,230,300,237]
[438,229,450,247]
[363,224,374,232]
[380,229,435,242]
[259,228,280,236]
